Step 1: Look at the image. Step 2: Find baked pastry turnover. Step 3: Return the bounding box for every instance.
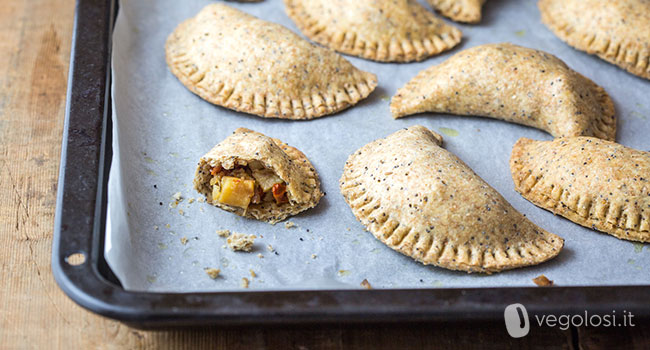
[511,137,650,243]
[391,43,616,140]
[340,126,564,273]
[284,0,462,62]
[539,0,650,80]
[194,128,323,224]
[166,4,377,120]
[428,0,486,24]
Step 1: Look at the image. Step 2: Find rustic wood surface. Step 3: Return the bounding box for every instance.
[0,0,647,349]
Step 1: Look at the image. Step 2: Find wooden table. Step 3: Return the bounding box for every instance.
[0,0,648,348]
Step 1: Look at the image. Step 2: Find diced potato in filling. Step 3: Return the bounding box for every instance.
[214,176,255,209]
[210,165,288,210]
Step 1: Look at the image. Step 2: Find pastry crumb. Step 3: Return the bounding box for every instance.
[533,274,554,287]
[257,253,264,259]
[188,198,195,204]
[153,225,159,230]
[266,244,274,252]
[180,237,188,245]
[178,209,184,216]
[204,268,220,279]
[311,254,317,259]
[284,221,297,229]
[250,269,257,278]
[227,233,257,252]
[241,277,250,288]
[170,192,183,209]
[216,229,231,237]
[197,197,206,203]
[361,279,372,289]
[165,224,170,229]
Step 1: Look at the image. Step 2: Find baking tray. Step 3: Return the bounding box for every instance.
[52,0,650,328]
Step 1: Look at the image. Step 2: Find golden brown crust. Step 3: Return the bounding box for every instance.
[510,137,650,242]
[284,0,462,62]
[340,126,564,273]
[427,0,486,24]
[539,0,650,80]
[194,128,323,224]
[391,43,616,140]
[165,4,377,120]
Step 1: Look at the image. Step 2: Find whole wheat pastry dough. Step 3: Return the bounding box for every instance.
[166,4,377,120]
[428,0,486,24]
[194,128,323,224]
[391,43,616,140]
[284,0,462,62]
[539,0,650,80]
[511,137,650,243]
[340,126,564,273]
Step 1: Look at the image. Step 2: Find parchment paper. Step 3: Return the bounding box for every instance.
[106,0,650,292]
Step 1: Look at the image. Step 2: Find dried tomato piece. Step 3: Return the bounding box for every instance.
[210,165,222,176]
[271,183,288,204]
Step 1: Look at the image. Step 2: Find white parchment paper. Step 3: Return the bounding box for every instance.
[106,0,650,292]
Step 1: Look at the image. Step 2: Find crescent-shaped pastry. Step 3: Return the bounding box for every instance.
[340,126,564,273]
[194,128,323,224]
[511,137,650,242]
[166,4,377,120]
[428,0,486,24]
[283,0,462,62]
[539,0,650,80]
[390,43,616,140]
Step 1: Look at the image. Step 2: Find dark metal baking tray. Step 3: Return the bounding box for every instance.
[52,0,650,328]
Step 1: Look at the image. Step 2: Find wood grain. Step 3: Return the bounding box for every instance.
[0,0,644,348]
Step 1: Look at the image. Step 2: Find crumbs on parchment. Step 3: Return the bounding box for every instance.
[170,192,183,208]
[216,229,231,237]
[227,233,257,252]
[241,277,250,289]
[204,268,221,279]
[533,275,554,287]
[180,237,189,245]
[360,279,372,289]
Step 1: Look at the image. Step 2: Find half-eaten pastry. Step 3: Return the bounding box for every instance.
[391,43,616,140]
[284,0,462,62]
[511,137,650,242]
[194,128,323,224]
[340,125,564,273]
[427,0,486,24]
[539,0,650,80]
[166,3,377,120]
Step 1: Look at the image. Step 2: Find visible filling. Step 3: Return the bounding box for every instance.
[209,161,288,210]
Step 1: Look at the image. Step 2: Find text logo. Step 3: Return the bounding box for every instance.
[504,303,530,338]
